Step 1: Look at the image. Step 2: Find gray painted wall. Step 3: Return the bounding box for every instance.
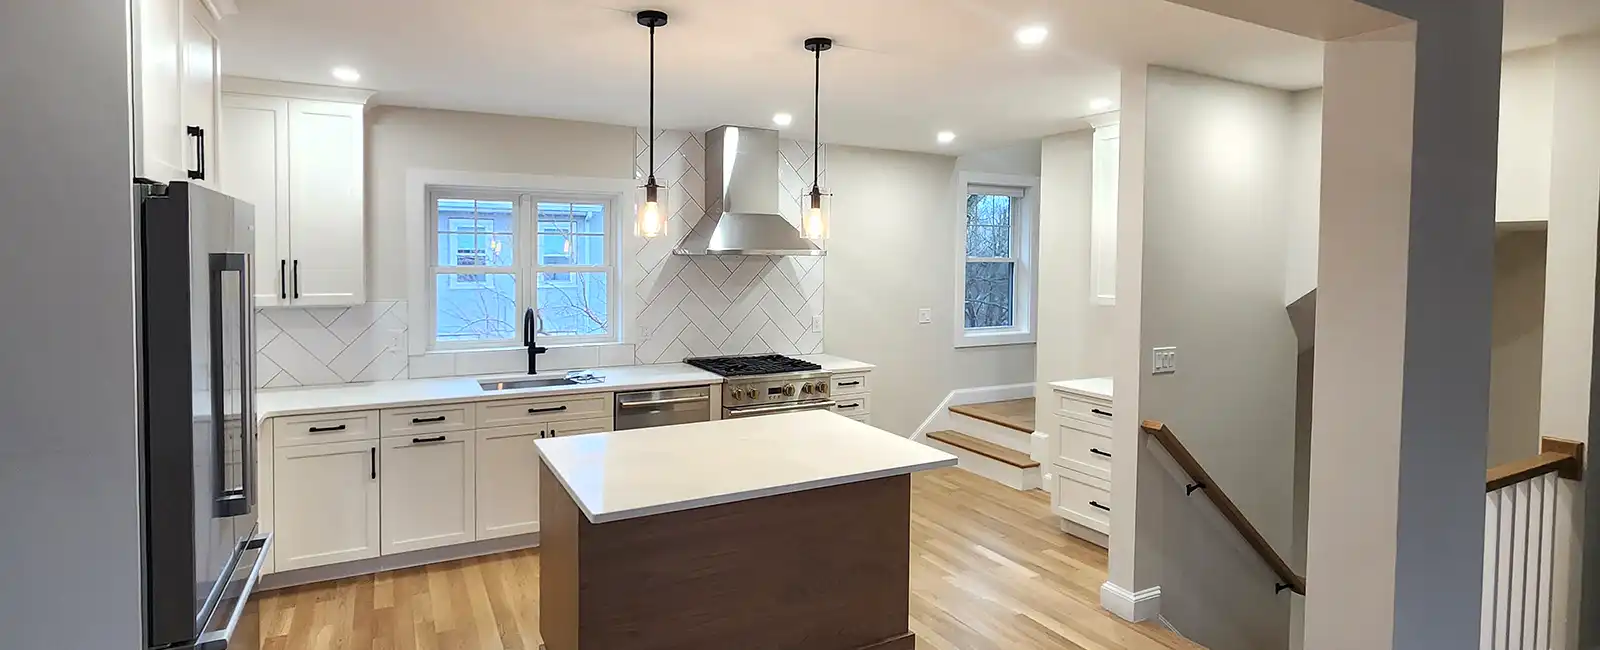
[1489,231,1547,467]
[1138,67,1301,650]
[0,0,146,647]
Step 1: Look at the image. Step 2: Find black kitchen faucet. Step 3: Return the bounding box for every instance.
[524,308,549,374]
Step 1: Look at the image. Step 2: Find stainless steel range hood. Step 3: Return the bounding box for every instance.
[672,125,824,257]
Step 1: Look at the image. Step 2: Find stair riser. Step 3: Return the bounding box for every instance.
[949,413,1033,452]
[925,439,1041,491]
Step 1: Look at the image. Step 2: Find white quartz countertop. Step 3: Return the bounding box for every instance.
[255,355,876,420]
[1049,377,1113,401]
[534,410,955,523]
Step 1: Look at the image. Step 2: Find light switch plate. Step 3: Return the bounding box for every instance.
[1152,347,1177,374]
[811,315,823,333]
[918,308,932,324]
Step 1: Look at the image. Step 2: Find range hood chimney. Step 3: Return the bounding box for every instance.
[672,125,825,257]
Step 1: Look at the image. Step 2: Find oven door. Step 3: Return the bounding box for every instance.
[723,400,838,419]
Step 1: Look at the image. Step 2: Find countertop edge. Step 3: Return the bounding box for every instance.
[1047,378,1113,402]
[256,375,725,421]
[547,456,958,524]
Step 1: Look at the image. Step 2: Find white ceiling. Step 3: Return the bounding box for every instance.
[222,0,1600,154]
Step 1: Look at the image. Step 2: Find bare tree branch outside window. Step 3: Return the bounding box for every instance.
[965,193,1016,329]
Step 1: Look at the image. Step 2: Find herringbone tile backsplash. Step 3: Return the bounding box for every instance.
[254,128,827,388]
[628,128,826,364]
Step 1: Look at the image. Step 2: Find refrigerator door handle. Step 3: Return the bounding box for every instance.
[209,252,251,518]
[193,534,272,650]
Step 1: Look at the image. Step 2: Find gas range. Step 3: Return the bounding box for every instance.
[684,355,835,419]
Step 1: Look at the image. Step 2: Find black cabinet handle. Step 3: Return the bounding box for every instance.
[411,416,447,424]
[1090,448,1112,459]
[1091,408,1113,417]
[308,424,346,433]
[1089,500,1111,512]
[279,260,287,300]
[839,403,859,409]
[549,427,557,437]
[538,430,547,439]
[292,260,300,299]
[838,381,861,387]
[411,436,447,444]
[527,405,568,414]
[370,447,377,479]
[186,125,206,180]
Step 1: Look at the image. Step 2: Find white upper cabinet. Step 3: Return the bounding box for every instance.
[137,0,222,186]
[221,80,372,307]
[1089,120,1120,307]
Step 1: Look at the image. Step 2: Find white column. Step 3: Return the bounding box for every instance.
[1539,33,1600,650]
[1102,65,1167,622]
[1308,7,1501,649]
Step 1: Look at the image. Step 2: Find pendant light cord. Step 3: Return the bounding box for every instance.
[812,45,821,192]
[648,24,657,185]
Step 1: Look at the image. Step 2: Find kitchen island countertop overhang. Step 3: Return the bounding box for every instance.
[533,409,957,523]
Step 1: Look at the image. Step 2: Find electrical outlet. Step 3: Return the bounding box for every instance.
[640,324,653,342]
[1152,347,1177,374]
[918,308,932,324]
[811,315,823,333]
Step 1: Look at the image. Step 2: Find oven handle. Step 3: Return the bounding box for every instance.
[726,400,838,417]
[618,395,710,409]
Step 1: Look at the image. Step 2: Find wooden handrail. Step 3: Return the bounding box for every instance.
[1142,419,1308,596]
[1486,438,1584,492]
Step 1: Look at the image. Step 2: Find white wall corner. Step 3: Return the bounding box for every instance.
[1100,581,1162,622]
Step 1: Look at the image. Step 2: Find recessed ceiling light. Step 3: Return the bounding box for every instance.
[1015,25,1049,47]
[937,131,957,145]
[773,113,794,127]
[331,66,361,83]
[1090,98,1114,111]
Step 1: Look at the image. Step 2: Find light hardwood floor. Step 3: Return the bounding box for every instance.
[239,468,1199,650]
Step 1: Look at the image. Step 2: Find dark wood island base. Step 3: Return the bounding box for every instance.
[538,460,916,650]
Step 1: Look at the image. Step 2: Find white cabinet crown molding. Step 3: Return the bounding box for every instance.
[223,76,377,104]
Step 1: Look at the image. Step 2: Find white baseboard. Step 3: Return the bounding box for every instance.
[1101,581,1162,622]
[912,382,1034,441]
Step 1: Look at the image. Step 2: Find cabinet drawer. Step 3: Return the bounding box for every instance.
[381,403,475,437]
[1054,391,1114,424]
[1052,469,1111,534]
[275,410,379,447]
[475,393,610,429]
[548,416,613,438]
[833,395,871,416]
[1055,419,1113,481]
[831,373,870,396]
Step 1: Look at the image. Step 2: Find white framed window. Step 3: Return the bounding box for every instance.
[955,172,1039,348]
[425,186,620,351]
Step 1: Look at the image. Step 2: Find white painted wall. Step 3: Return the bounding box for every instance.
[825,144,1038,436]
[1284,89,1324,305]
[0,1,145,647]
[1497,45,1556,226]
[1135,66,1301,650]
[1035,129,1116,431]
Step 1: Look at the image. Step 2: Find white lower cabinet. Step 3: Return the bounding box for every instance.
[273,440,381,571]
[380,432,476,555]
[475,424,544,540]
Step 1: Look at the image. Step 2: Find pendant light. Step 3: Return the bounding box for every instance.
[802,37,833,241]
[635,10,670,238]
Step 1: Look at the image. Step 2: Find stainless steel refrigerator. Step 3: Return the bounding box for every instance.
[139,180,270,650]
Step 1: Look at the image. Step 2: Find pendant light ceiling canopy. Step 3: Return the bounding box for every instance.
[635,9,669,239]
[802,36,832,241]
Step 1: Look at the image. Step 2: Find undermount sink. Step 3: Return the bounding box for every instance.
[479,377,580,391]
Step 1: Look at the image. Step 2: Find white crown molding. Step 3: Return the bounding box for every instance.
[1100,581,1162,622]
[222,76,377,104]
[1087,111,1122,130]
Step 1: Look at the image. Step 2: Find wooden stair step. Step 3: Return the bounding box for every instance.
[949,398,1036,434]
[926,430,1039,469]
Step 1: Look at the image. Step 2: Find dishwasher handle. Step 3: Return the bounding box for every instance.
[618,395,710,409]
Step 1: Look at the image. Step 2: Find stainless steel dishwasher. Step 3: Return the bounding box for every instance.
[614,385,713,430]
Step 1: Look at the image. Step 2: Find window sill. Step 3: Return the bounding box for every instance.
[955,330,1036,349]
[419,340,622,357]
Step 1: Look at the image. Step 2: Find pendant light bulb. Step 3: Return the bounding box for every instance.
[802,36,833,242]
[635,10,670,239]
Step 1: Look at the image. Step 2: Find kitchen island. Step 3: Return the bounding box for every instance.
[534,410,956,650]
